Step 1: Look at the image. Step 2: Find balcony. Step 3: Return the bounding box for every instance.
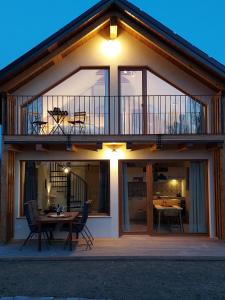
[4,95,216,138]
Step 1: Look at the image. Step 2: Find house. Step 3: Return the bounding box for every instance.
[0,0,225,243]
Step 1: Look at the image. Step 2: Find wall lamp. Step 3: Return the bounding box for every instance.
[63,163,71,174]
[110,16,118,39]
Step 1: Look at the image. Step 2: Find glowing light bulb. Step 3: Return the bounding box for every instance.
[101,40,121,58]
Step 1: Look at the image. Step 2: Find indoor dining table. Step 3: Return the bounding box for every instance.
[154,204,183,232]
[37,211,79,251]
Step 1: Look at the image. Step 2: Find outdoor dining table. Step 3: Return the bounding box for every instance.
[37,211,79,251]
[48,108,68,134]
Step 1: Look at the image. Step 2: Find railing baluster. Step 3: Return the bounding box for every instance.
[93,96,95,135]
[99,96,100,135]
[12,93,212,137]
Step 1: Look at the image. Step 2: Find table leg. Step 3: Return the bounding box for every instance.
[69,221,73,251]
[58,124,65,135]
[50,124,65,135]
[38,222,42,252]
[179,211,184,232]
[157,211,161,232]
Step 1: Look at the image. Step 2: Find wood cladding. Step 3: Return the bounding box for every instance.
[0,149,15,243]
[6,95,15,135]
[212,93,222,134]
[213,149,224,239]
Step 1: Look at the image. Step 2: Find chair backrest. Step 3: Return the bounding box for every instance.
[24,200,38,229]
[163,209,179,217]
[74,112,86,123]
[80,201,89,225]
[29,112,42,123]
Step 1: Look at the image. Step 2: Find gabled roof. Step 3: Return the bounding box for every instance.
[1,0,225,91]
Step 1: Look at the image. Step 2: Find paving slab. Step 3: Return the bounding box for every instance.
[1,236,225,260]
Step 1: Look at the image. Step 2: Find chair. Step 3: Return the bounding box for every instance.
[29,112,48,134]
[68,112,86,134]
[163,209,184,232]
[20,200,53,250]
[65,201,94,250]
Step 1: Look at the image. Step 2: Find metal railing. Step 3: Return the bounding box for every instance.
[4,95,213,135]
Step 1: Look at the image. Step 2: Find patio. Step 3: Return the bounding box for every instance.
[1,236,225,259]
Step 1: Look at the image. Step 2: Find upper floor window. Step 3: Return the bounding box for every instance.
[119,68,205,135]
[22,68,109,135]
[45,68,109,96]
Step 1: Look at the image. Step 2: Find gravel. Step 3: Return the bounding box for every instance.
[1,260,225,300]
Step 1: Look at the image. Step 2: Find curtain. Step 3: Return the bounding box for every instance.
[23,161,38,204]
[99,161,109,213]
[189,162,207,233]
[122,163,130,231]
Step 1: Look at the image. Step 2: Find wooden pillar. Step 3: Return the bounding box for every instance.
[0,92,7,134]
[212,92,222,134]
[221,92,225,134]
[0,146,15,243]
[213,146,225,240]
[66,172,71,212]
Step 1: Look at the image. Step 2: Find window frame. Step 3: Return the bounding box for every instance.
[19,159,111,217]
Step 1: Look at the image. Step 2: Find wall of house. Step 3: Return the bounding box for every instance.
[11,25,218,239]
[14,27,215,132]
[13,147,215,239]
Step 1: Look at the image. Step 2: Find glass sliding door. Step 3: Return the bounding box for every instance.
[121,161,151,233]
[152,160,208,234]
[121,160,208,235]
[189,162,207,233]
[119,70,144,134]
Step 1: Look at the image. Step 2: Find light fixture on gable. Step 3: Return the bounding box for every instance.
[110,16,118,40]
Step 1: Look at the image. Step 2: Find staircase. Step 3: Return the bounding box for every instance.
[49,162,87,211]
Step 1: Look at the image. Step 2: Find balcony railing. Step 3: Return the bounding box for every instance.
[3,95,216,136]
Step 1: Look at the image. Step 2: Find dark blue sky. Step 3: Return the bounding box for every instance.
[0,0,225,70]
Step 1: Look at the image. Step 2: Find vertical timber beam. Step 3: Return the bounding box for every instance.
[221,91,225,134]
[0,92,7,134]
[212,92,222,134]
[0,146,15,243]
[213,147,225,240]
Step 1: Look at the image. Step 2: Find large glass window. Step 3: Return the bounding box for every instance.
[22,68,109,135]
[146,71,204,134]
[20,160,110,216]
[119,68,205,134]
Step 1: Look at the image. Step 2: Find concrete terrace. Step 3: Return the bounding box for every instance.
[1,236,225,259]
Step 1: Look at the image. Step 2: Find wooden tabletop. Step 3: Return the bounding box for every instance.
[37,211,79,223]
[154,205,183,211]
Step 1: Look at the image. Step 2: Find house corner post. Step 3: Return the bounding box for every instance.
[219,91,225,239]
[0,145,8,243]
[0,145,15,243]
[219,142,225,240]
